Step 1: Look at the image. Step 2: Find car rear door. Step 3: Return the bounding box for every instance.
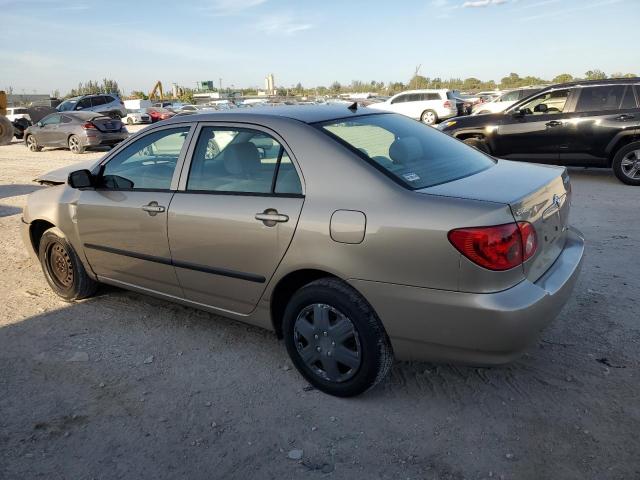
[76,124,194,296]
[561,84,640,165]
[167,123,305,314]
[491,88,575,162]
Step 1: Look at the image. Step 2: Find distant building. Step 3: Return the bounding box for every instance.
[264,74,275,96]
[199,80,214,91]
[7,93,54,107]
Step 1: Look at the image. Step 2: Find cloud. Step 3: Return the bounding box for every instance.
[201,0,267,16]
[463,0,507,7]
[257,14,312,36]
[520,0,624,21]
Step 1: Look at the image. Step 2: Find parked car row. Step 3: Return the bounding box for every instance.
[438,78,640,185]
[57,94,127,119]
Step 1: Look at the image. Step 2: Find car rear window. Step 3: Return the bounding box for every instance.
[318,114,495,189]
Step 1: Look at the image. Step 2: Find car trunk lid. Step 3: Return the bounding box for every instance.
[91,116,122,132]
[417,159,571,281]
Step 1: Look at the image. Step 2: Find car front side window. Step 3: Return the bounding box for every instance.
[517,89,570,115]
[100,126,190,190]
[186,126,301,195]
[41,114,61,126]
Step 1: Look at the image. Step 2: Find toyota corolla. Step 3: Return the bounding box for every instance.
[21,105,584,397]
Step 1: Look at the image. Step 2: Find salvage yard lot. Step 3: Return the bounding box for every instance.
[0,136,639,479]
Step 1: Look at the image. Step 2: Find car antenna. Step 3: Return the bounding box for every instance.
[348,102,358,111]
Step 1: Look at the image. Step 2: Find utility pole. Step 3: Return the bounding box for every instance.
[219,78,222,92]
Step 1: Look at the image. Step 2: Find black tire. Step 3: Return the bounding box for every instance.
[26,134,42,152]
[420,109,438,125]
[38,229,98,301]
[612,142,640,186]
[282,278,393,397]
[68,135,85,154]
[463,137,491,154]
[127,117,134,125]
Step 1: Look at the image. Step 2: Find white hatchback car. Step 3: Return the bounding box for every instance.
[367,89,459,125]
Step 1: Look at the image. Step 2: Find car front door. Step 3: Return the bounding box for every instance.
[491,88,575,162]
[37,113,62,145]
[76,124,194,296]
[167,123,305,314]
[561,84,640,165]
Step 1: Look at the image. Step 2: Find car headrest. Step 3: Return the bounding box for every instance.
[389,137,423,164]
[224,142,260,175]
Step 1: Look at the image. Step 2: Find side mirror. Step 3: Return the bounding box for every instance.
[36,121,43,127]
[68,169,94,189]
[511,109,524,118]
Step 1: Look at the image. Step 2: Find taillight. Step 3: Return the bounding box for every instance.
[82,122,96,130]
[443,100,452,108]
[448,222,537,271]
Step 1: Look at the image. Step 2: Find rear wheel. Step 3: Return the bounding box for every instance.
[613,142,640,185]
[38,229,98,301]
[68,135,84,154]
[282,278,393,397]
[420,110,438,125]
[26,134,42,152]
[463,137,491,154]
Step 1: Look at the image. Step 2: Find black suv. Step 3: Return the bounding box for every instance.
[438,78,640,185]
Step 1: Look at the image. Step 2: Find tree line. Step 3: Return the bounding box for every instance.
[61,69,637,100]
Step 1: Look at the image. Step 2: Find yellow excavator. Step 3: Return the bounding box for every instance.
[149,81,164,101]
[0,90,13,146]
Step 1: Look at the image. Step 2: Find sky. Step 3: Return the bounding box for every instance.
[1,0,638,95]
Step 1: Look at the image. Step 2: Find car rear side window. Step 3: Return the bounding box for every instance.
[91,96,106,107]
[575,85,627,112]
[187,127,302,195]
[319,113,494,190]
[620,86,638,109]
[100,126,190,190]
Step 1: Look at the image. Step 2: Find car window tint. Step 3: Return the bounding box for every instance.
[58,100,75,111]
[501,91,520,102]
[320,113,494,190]
[76,98,92,109]
[187,127,283,194]
[101,127,190,190]
[41,114,61,125]
[575,85,626,112]
[391,95,405,104]
[104,96,115,103]
[620,86,637,109]
[91,96,106,107]
[519,89,569,115]
[275,151,302,194]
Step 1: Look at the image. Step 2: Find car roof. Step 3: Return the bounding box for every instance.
[543,77,640,92]
[162,104,381,125]
[63,111,105,120]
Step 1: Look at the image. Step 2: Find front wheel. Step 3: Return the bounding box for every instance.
[283,278,393,397]
[68,135,85,154]
[420,110,438,125]
[612,142,640,186]
[38,229,98,301]
[127,117,134,125]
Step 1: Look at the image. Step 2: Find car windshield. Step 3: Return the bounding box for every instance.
[318,113,495,189]
[58,100,77,111]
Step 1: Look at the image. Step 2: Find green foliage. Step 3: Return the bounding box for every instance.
[552,73,574,84]
[585,69,607,80]
[610,72,637,79]
[67,78,121,98]
[128,90,148,100]
[330,81,342,93]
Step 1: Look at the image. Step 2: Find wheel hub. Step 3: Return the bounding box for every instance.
[293,303,361,383]
[48,242,73,288]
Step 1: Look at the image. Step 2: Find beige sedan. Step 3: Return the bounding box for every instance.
[21,105,584,396]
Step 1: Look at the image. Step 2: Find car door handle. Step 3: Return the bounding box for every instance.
[255,209,289,226]
[615,114,634,121]
[545,120,563,127]
[142,201,166,216]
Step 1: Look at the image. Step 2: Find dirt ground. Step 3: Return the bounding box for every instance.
[0,133,638,480]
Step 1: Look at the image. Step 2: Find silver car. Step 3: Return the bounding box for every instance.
[24,112,129,154]
[21,105,584,397]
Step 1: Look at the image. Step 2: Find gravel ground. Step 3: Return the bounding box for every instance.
[0,134,638,480]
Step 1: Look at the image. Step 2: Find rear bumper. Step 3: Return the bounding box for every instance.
[84,132,128,146]
[349,227,585,365]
